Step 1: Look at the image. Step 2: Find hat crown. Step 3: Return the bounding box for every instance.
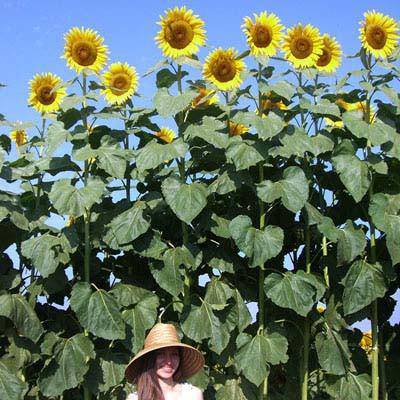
[144,323,181,349]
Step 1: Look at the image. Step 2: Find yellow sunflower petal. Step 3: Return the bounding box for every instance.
[155,6,206,59]
[324,117,343,128]
[360,331,373,354]
[101,62,138,105]
[359,10,400,59]
[336,99,376,123]
[203,48,246,91]
[10,129,28,147]
[62,27,109,74]
[242,11,284,57]
[316,34,342,73]
[154,127,175,143]
[261,92,287,113]
[191,86,218,108]
[282,23,324,69]
[228,121,249,136]
[28,73,67,114]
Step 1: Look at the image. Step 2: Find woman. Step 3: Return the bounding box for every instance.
[125,322,205,400]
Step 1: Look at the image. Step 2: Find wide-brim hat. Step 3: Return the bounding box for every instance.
[125,322,205,383]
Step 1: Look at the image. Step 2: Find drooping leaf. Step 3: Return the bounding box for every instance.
[184,116,228,148]
[336,220,366,265]
[0,361,28,400]
[264,271,326,316]
[0,293,43,342]
[341,260,387,315]
[70,282,125,340]
[226,141,264,170]
[154,88,197,117]
[162,176,208,223]
[229,215,283,268]
[257,166,309,212]
[325,373,372,400]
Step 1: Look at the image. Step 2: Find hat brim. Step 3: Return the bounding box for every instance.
[125,342,205,383]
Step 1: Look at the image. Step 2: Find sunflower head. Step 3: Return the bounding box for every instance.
[360,331,372,354]
[282,23,324,68]
[63,27,108,74]
[10,129,28,147]
[359,10,399,59]
[155,6,206,59]
[261,92,287,113]
[228,121,249,136]
[316,34,342,73]
[28,73,67,114]
[242,11,284,57]
[154,127,175,143]
[203,48,246,91]
[101,62,138,105]
[191,86,218,108]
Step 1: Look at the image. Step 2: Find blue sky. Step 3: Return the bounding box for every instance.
[1,0,399,329]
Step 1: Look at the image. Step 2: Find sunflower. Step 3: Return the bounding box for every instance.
[336,99,376,123]
[28,73,67,114]
[101,62,138,105]
[316,34,342,73]
[359,10,399,59]
[10,129,28,147]
[282,23,324,69]
[154,127,175,143]
[242,11,284,57]
[324,117,343,128]
[203,48,246,91]
[228,121,249,136]
[191,86,218,108]
[155,6,206,59]
[261,92,287,113]
[359,331,372,355]
[63,27,108,74]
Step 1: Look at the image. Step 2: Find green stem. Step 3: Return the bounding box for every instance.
[176,64,191,307]
[123,110,131,202]
[257,62,268,400]
[322,236,329,287]
[81,72,91,400]
[378,329,388,400]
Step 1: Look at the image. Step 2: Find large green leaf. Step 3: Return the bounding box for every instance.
[226,140,264,170]
[204,278,233,311]
[21,234,68,278]
[325,373,372,400]
[226,289,252,333]
[332,141,370,203]
[216,379,246,400]
[0,294,43,342]
[70,282,125,340]
[257,166,308,212]
[0,361,28,400]
[181,300,230,354]
[233,112,285,140]
[49,178,106,217]
[45,122,70,156]
[341,260,387,315]
[264,271,326,316]
[111,284,159,353]
[315,329,352,375]
[103,201,150,249]
[154,88,197,117]
[162,176,208,223]
[312,99,340,117]
[184,116,228,148]
[235,331,288,386]
[136,138,188,171]
[336,220,366,265]
[94,138,128,178]
[369,193,400,265]
[229,215,283,268]
[38,333,95,397]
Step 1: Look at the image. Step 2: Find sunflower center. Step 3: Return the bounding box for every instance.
[212,56,236,82]
[110,74,130,95]
[291,37,313,59]
[37,85,56,105]
[71,40,98,66]
[252,24,272,48]
[317,49,332,67]
[366,25,387,49]
[165,20,194,49]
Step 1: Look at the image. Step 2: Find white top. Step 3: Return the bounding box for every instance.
[127,382,200,400]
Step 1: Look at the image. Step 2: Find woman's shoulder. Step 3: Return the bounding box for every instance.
[126,392,137,400]
[180,382,202,396]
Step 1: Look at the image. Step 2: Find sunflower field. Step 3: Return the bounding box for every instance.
[1,6,400,400]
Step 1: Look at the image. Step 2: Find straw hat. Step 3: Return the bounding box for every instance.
[125,322,205,383]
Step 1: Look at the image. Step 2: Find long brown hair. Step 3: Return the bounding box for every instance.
[134,346,184,400]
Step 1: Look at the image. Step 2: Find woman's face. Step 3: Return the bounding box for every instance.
[154,347,180,379]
